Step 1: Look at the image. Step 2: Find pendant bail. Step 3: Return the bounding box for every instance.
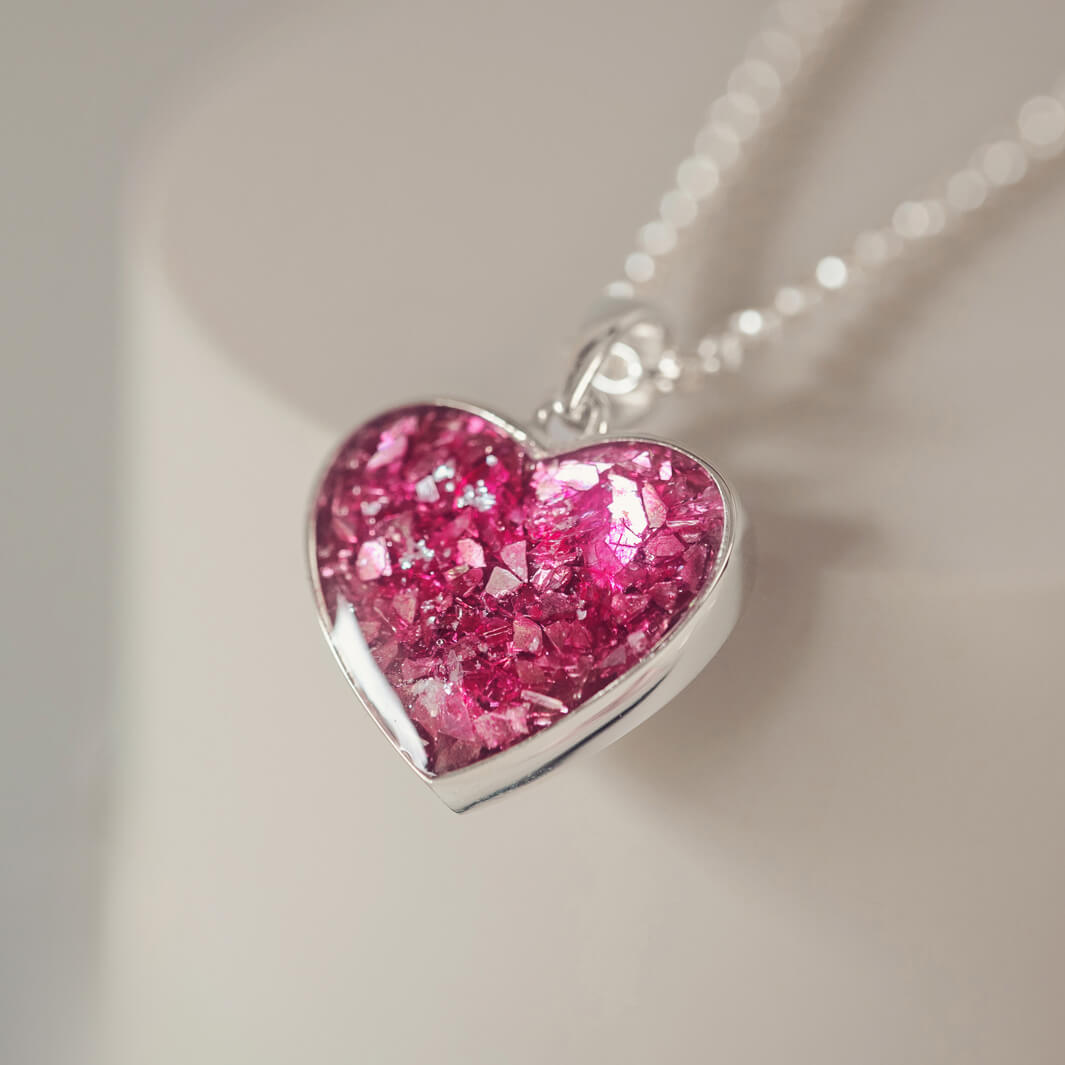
[534,300,672,440]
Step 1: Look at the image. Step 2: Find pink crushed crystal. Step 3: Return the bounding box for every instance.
[314,404,725,773]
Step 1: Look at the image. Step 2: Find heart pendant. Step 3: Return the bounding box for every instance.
[308,401,749,810]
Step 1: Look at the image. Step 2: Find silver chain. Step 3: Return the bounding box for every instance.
[541,0,1065,435]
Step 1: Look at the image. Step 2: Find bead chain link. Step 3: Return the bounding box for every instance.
[603,0,1065,392]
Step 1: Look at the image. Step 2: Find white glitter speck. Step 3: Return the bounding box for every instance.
[414,476,439,503]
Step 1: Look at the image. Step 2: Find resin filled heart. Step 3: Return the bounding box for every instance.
[312,404,725,774]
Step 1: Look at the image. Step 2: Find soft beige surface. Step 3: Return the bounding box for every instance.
[107,2,1065,1062]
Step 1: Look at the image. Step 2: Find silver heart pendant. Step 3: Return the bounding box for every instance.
[308,400,749,811]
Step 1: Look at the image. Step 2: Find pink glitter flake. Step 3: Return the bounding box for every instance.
[355,538,391,581]
[512,616,542,654]
[314,404,725,774]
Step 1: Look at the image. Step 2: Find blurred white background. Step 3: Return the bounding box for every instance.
[1,5,279,1062]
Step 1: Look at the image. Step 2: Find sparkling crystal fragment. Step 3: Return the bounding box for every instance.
[485,566,521,597]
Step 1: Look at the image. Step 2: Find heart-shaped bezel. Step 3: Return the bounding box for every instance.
[307,399,750,811]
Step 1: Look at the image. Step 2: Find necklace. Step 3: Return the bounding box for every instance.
[308,0,1065,812]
